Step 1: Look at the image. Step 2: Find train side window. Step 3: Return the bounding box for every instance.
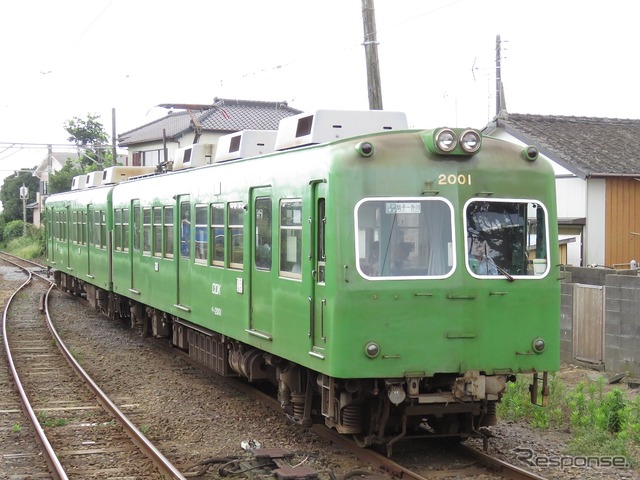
[210,203,225,266]
[279,199,302,278]
[195,204,208,264]
[163,206,174,258]
[142,207,151,255]
[180,201,191,258]
[228,202,244,269]
[152,207,162,257]
[254,197,272,270]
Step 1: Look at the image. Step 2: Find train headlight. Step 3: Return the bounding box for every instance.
[365,342,380,358]
[435,128,457,152]
[460,130,482,153]
[387,384,406,405]
[532,337,546,353]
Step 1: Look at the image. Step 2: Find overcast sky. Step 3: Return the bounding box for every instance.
[1,0,639,185]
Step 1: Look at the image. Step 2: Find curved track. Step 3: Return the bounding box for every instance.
[1,252,185,479]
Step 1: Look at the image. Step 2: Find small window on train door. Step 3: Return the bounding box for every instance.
[228,202,244,269]
[152,207,162,257]
[210,203,225,267]
[142,207,151,255]
[279,199,302,279]
[195,204,208,264]
[254,197,272,270]
[317,198,326,284]
[114,209,122,250]
[163,206,174,259]
[133,205,141,252]
[180,201,191,259]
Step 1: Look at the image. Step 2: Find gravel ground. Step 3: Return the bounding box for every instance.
[2,262,639,480]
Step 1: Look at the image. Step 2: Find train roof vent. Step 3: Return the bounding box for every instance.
[173,143,216,171]
[102,166,158,185]
[214,130,278,162]
[85,171,103,188]
[70,174,87,190]
[274,109,408,150]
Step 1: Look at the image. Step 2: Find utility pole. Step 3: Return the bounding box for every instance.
[361,0,383,110]
[495,34,502,116]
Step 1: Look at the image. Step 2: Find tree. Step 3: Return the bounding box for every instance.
[64,113,112,170]
[48,162,86,194]
[0,170,40,222]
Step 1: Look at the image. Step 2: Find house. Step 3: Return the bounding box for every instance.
[484,113,640,268]
[117,98,302,168]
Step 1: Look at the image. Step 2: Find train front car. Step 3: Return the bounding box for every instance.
[321,127,559,451]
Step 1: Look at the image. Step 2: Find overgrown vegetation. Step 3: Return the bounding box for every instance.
[498,374,640,465]
[0,220,45,258]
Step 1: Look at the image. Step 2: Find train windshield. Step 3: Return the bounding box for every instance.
[465,199,550,279]
[355,198,455,279]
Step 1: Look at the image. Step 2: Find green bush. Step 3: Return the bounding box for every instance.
[499,374,639,465]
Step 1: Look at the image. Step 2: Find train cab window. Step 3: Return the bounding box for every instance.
[280,199,302,278]
[142,207,151,255]
[255,197,272,270]
[465,200,549,279]
[180,201,191,258]
[355,198,455,279]
[228,202,244,269]
[195,205,208,264]
[163,206,174,258]
[210,203,224,266]
[152,207,163,257]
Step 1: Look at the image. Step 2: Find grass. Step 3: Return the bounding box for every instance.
[38,411,69,428]
[498,374,640,465]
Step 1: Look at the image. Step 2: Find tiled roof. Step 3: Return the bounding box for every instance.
[118,98,302,146]
[486,113,640,178]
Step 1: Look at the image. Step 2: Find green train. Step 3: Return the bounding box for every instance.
[45,109,560,453]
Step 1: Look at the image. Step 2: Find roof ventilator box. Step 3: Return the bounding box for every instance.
[101,166,158,185]
[85,171,103,188]
[215,130,278,162]
[173,143,215,171]
[71,174,87,191]
[274,109,408,150]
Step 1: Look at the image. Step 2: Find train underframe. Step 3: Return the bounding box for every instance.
[56,273,544,455]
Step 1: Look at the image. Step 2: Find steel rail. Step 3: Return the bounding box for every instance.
[2,265,68,479]
[40,274,187,479]
[2,253,187,479]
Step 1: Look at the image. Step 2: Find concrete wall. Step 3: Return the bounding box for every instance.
[605,274,640,375]
[560,266,640,375]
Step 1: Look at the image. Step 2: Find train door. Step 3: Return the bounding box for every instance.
[249,187,273,338]
[65,205,71,268]
[176,196,192,312]
[130,200,140,294]
[310,181,327,356]
[46,207,55,264]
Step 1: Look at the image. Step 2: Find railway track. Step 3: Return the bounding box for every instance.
[2,252,548,480]
[0,252,185,479]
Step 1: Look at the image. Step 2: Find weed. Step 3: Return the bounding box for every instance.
[12,423,21,433]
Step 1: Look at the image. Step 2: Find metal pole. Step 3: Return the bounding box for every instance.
[361,0,383,110]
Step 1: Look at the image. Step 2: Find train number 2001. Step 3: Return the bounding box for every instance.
[438,174,472,185]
